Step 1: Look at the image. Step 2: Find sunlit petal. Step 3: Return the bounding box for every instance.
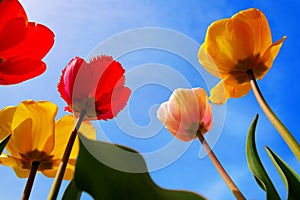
[209,77,251,105]
[157,88,212,142]
[204,18,254,72]
[256,37,286,79]
[12,100,57,154]
[42,164,75,180]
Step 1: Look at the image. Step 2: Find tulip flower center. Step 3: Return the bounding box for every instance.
[186,121,209,138]
[20,149,54,170]
[230,54,268,84]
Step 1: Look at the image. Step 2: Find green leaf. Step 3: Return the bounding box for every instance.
[64,180,82,200]
[63,134,206,200]
[246,114,280,200]
[0,134,11,155]
[265,147,300,200]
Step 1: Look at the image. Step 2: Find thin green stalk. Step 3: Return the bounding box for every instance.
[48,110,86,200]
[22,161,40,200]
[247,70,300,161]
[197,132,246,200]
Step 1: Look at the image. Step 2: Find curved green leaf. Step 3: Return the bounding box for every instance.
[63,134,206,200]
[265,147,300,200]
[246,114,280,200]
[64,180,81,200]
[0,134,11,155]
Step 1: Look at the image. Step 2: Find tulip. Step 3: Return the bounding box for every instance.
[199,8,300,161]
[0,0,54,85]
[198,8,285,104]
[157,88,212,141]
[0,100,95,199]
[58,56,131,120]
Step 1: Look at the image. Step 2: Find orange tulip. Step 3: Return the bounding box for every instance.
[198,8,285,104]
[157,88,212,141]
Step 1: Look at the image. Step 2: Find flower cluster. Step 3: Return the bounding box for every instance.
[0,0,131,199]
[0,1,298,200]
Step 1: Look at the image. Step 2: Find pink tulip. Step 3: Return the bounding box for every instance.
[157,88,212,141]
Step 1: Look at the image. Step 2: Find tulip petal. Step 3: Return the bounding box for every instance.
[157,88,212,142]
[12,100,57,154]
[0,0,27,30]
[42,164,75,180]
[52,115,96,160]
[198,44,223,78]
[0,106,16,139]
[0,58,46,85]
[0,155,29,178]
[233,8,272,55]
[157,102,181,138]
[58,57,85,104]
[209,77,251,105]
[0,18,27,52]
[94,56,126,98]
[256,37,286,79]
[0,106,24,157]
[204,18,254,73]
[12,118,33,154]
[0,22,54,60]
[95,86,131,120]
[173,89,201,125]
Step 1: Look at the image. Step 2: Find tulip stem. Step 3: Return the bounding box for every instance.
[197,132,246,200]
[247,70,300,161]
[22,161,40,200]
[48,110,87,200]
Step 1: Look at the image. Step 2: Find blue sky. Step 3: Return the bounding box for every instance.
[0,0,299,199]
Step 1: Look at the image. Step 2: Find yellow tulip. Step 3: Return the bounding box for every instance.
[198,8,286,104]
[0,100,96,179]
[157,88,212,141]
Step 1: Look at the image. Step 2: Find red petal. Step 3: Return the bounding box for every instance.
[92,56,126,99]
[95,86,131,120]
[0,18,27,52]
[0,58,46,84]
[1,22,54,60]
[0,0,27,30]
[58,57,85,106]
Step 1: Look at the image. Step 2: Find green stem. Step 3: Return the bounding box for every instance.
[247,70,300,161]
[48,110,87,200]
[22,161,40,200]
[197,132,246,200]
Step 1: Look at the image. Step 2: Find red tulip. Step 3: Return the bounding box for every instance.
[0,0,54,85]
[58,56,131,120]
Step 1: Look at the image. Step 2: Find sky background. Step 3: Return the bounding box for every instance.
[0,0,299,199]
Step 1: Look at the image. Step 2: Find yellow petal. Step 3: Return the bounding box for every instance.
[209,77,251,105]
[198,44,223,78]
[12,100,57,154]
[79,121,97,140]
[42,164,75,180]
[256,37,286,79]
[0,155,29,178]
[233,8,272,55]
[12,167,30,178]
[203,18,254,73]
[0,106,16,139]
[11,118,33,154]
[0,106,21,157]
[52,115,96,160]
